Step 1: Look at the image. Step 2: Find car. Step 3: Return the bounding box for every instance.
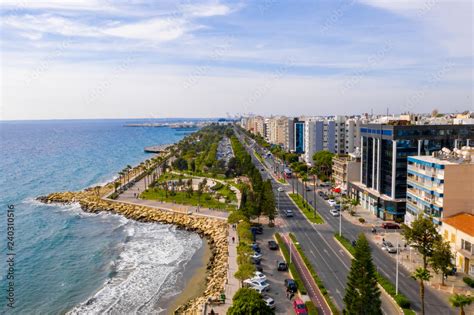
[251,243,261,253]
[318,191,325,197]
[251,257,261,265]
[382,241,398,253]
[334,204,341,210]
[330,209,340,217]
[251,252,263,260]
[251,226,263,235]
[255,265,263,272]
[261,168,265,171]
[292,298,308,315]
[327,200,337,207]
[268,240,279,250]
[284,279,298,293]
[277,261,288,271]
[244,279,270,293]
[252,271,267,282]
[322,195,329,200]
[263,296,275,309]
[305,186,312,191]
[284,209,294,217]
[278,187,284,192]
[382,222,400,229]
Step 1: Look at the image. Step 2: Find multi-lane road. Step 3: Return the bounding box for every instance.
[236,130,454,315]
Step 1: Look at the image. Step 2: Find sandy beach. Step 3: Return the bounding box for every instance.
[161,238,212,314]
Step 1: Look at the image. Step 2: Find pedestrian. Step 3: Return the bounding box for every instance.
[382,238,385,243]
[232,236,235,243]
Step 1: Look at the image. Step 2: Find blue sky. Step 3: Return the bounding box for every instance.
[0,0,472,120]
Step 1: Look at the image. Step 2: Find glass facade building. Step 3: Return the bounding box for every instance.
[294,121,305,154]
[348,123,474,221]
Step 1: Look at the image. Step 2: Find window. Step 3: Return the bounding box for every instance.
[462,239,472,253]
[451,234,456,243]
[444,230,449,240]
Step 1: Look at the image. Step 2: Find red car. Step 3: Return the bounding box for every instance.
[292,298,308,315]
[382,222,400,229]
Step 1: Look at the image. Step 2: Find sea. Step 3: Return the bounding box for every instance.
[0,119,204,314]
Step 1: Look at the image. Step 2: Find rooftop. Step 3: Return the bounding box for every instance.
[443,213,474,236]
[409,147,474,165]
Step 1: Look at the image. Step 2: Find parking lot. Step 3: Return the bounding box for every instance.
[251,226,293,314]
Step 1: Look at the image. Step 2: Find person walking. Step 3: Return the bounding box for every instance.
[231,236,235,243]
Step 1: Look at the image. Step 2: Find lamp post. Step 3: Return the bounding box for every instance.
[339,195,342,237]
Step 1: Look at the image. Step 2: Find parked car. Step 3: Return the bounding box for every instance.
[284,209,294,217]
[382,222,400,229]
[305,186,312,191]
[255,265,263,272]
[251,252,263,260]
[284,279,298,293]
[322,195,329,200]
[330,209,340,217]
[277,261,288,271]
[251,243,261,253]
[278,187,285,192]
[251,225,263,235]
[251,257,261,265]
[318,191,325,197]
[252,271,267,282]
[292,298,308,315]
[382,241,398,253]
[268,240,279,250]
[263,295,275,310]
[327,199,337,207]
[248,283,270,294]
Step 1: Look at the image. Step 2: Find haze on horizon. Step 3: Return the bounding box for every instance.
[0,0,472,121]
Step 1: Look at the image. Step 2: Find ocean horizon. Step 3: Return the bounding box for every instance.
[0,118,207,314]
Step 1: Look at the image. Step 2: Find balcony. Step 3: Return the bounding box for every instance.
[456,246,474,259]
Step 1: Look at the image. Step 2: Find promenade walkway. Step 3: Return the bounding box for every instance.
[207,225,239,315]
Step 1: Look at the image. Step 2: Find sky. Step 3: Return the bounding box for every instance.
[0,0,472,120]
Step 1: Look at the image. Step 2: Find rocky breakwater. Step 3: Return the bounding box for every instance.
[37,189,229,315]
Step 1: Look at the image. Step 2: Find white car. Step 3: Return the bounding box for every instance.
[243,279,270,292]
[330,209,340,217]
[252,271,267,282]
[251,252,262,260]
[277,187,284,192]
[263,296,275,309]
[328,200,337,207]
[284,209,294,217]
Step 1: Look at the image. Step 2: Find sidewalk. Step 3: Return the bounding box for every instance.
[207,225,240,315]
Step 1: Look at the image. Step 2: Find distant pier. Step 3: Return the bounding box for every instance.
[144,144,171,153]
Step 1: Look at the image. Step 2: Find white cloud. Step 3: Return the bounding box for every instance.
[181,3,232,17]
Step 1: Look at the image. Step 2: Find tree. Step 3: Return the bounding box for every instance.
[430,239,454,286]
[312,150,334,181]
[260,180,276,222]
[449,294,473,315]
[402,214,441,269]
[172,157,188,171]
[227,288,274,315]
[412,267,432,315]
[344,234,382,315]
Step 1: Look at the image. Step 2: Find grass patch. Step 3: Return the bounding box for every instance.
[334,233,414,313]
[305,301,319,315]
[289,193,324,224]
[274,233,307,295]
[254,150,264,163]
[289,233,340,315]
[277,177,287,184]
[140,188,236,211]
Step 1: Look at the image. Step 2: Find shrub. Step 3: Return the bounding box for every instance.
[305,301,319,315]
[358,218,365,223]
[463,276,474,288]
[395,295,411,308]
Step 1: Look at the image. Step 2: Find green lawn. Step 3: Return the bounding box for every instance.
[277,177,287,184]
[140,188,236,211]
[288,193,324,224]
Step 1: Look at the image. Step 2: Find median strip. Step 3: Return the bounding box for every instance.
[333,233,415,315]
[288,193,324,224]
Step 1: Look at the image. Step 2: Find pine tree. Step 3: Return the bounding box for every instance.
[344,234,382,315]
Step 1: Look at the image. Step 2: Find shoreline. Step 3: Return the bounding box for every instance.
[164,238,211,314]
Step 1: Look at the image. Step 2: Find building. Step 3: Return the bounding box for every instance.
[294,119,305,154]
[348,123,474,221]
[332,150,361,192]
[441,213,474,276]
[345,118,363,154]
[405,147,474,225]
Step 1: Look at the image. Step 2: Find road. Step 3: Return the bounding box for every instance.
[236,130,454,315]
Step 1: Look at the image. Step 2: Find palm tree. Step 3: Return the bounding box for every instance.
[449,294,473,315]
[412,267,432,315]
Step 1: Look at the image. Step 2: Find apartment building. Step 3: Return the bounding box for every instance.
[405,147,474,225]
[332,151,361,191]
[441,213,474,276]
[348,123,474,221]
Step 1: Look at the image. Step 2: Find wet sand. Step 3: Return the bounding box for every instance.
[161,238,212,314]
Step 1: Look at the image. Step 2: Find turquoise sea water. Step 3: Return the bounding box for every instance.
[0,119,203,314]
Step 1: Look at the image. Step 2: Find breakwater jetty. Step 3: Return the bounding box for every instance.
[144,144,172,153]
[37,186,228,314]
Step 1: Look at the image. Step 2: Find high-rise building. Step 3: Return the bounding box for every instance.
[348,123,474,221]
[405,147,474,225]
[294,119,305,154]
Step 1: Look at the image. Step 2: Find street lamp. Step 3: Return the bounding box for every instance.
[339,196,342,237]
[396,239,400,295]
